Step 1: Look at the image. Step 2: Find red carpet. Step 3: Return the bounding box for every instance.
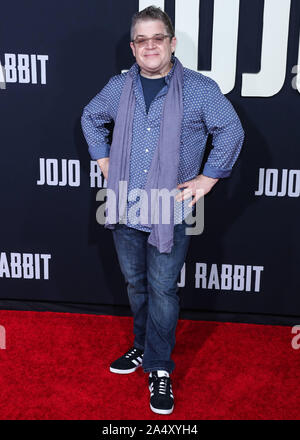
[0,310,299,420]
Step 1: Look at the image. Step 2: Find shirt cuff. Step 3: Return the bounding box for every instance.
[202,164,232,178]
[88,143,110,160]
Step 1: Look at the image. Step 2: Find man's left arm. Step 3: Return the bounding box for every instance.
[176,78,245,207]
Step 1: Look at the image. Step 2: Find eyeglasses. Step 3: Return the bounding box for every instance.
[132,34,171,47]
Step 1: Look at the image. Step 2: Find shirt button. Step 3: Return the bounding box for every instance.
[147,127,151,131]
[144,169,147,173]
[145,148,149,152]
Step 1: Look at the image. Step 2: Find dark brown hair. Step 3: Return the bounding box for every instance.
[130,6,175,41]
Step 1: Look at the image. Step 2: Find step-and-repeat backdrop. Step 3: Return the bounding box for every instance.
[1,0,299,322]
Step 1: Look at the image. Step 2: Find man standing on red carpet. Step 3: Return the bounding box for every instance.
[81,6,244,415]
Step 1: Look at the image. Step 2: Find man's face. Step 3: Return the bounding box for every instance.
[130,19,176,76]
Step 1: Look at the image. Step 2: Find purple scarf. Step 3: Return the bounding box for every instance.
[104,57,184,254]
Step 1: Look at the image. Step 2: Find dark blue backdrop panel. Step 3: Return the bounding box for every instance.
[0,0,300,321]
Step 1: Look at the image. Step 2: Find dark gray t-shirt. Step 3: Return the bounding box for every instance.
[140,74,166,113]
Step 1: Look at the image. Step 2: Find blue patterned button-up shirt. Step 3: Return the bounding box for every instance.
[81,57,244,232]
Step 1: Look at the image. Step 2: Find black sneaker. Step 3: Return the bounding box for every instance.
[148,370,174,415]
[110,346,144,374]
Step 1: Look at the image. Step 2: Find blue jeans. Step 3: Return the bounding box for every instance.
[112,221,191,374]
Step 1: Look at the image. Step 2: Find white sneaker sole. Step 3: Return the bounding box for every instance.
[150,403,174,415]
[109,364,142,374]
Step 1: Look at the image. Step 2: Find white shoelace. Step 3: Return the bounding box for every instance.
[158,377,168,395]
[125,348,143,359]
